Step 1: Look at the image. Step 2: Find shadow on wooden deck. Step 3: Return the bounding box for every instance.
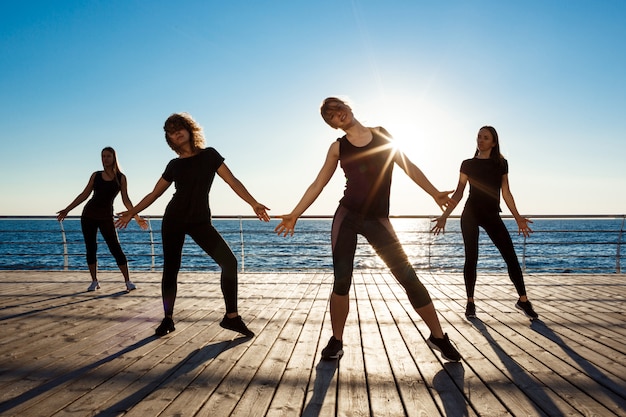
[0,271,624,416]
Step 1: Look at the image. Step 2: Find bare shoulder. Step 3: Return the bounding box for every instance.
[328,140,340,156]
[373,126,392,138]
[88,171,99,182]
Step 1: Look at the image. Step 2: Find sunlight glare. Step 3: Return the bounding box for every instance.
[378,99,450,162]
[372,96,468,213]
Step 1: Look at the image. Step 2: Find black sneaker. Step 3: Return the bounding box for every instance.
[321,336,343,360]
[427,333,461,362]
[465,302,476,318]
[220,315,255,337]
[516,300,539,320]
[155,317,175,336]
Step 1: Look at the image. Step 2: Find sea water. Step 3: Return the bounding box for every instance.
[0,217,624,274]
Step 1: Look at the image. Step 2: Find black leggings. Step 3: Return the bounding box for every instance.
[331,205,432,309]
[81,216,127,266]
[461,208,526,299]
[161,218,238,317]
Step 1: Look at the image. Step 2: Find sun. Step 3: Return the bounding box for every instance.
[382,119,421,156]
[377,100,458,180]
[377,97,456,156]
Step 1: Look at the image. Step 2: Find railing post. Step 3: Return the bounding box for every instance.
[617,216,624,274]
[59,221,68,270]
[147,217,155,271]
[239,217,245,272]
[522,234,527,273]
[427,217,433,269]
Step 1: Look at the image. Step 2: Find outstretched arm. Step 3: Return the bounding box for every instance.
[115,177,171,229]
[430,172,468,235]
[119,175,148,229]
[217,163,270,222]
[501,174,532,237]
[56,172,96,221]
[275,141,339,237]
[393,150,453,210]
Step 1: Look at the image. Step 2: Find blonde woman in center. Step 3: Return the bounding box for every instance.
[275,97,461,363]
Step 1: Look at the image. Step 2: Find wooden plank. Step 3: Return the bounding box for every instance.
[189,281,302,416]
[124,280,279,416]
[352,272,405,416]
[366,271,444,417]
[0,296,165,410]
[53,309,227,416]
[421,272,623,416]
[49,310,216,416]
[230,276,320,416]
[33,272,241,414]
[267,274,337,416]
[492,320,625,416]
[335,276,369,417]
[266,273,332,417]
[0,271,625,417]
[377,272,485,417]
[299,276,338,417]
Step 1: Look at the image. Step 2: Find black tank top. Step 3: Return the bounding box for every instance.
[82,171,122,220]
[338,128,394,218]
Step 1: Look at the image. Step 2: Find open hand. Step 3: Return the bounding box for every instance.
[274,214,297,237]
[135,216,149,230]
[516,217,533,238]
[253,203,271,222]
[56,209,69,222]
[115,211,133,229]
[430,216,447,236]
[434,190,454,211]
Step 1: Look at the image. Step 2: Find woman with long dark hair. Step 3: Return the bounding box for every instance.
[431,126,538,320]
[57,147,147,292]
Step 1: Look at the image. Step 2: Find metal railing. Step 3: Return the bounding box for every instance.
[0,215,624,274]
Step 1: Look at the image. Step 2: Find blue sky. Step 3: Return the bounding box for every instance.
[1,0,624,217]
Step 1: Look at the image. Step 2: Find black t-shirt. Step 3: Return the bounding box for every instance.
[82,171,122,220]
[338,127,394,218]
[461,157,508,213]
[162,147,225,222]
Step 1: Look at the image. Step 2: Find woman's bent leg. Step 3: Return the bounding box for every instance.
[190,223,239,313]
[482,216,527,297]
[329,206,358,341]
[364,217,460,361]
[99,218,131,282]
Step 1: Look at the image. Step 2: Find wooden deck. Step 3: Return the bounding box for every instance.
[0,271,624,417]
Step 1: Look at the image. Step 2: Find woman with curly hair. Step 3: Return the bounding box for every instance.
[116,113,270,337]
[57,147,147,292]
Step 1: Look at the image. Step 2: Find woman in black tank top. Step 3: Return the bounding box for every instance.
[57,147,147,292]
[275,97,462,363]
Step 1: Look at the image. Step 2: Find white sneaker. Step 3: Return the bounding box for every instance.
[87,281,100,291]
[126,281,137,292]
